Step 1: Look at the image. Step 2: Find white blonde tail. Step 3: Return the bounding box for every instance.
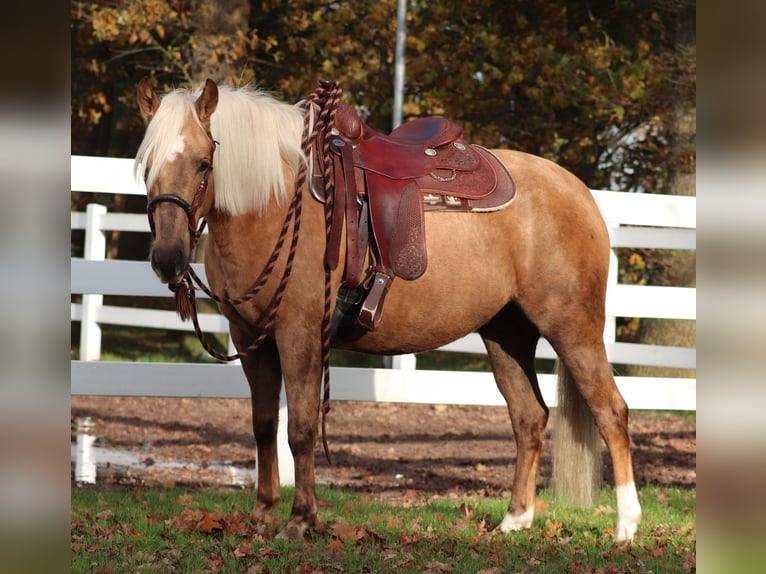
[551,360,602,506]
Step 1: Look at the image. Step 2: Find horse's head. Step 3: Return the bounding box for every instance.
[136,77,219,285]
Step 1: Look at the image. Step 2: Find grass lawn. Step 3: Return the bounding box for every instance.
[71,484,695,573]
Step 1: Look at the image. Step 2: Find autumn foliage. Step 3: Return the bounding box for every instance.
[71,0,694,194]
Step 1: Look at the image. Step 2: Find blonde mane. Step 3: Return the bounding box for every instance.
[135,84,306,216]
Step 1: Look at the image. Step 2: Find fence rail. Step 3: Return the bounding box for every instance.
[71,155,696,484]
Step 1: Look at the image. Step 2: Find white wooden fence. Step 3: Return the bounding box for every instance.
[71,155,696,484]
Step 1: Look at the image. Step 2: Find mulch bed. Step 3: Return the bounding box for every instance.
[71,396,695,503]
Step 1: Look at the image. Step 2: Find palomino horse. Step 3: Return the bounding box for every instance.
[135,78,641,541]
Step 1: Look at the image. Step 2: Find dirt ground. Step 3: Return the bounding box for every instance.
[71,396,695,503]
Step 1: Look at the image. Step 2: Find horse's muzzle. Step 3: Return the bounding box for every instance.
[150,244,189,285]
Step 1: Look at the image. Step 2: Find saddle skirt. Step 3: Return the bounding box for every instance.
[311,100,516,332]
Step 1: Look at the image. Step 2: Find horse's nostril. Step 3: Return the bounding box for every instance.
[150,246,186,284]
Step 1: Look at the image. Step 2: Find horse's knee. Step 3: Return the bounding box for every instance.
[287,423,316,455]
[253,417,279,445]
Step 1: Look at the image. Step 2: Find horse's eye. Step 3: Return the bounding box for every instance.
[198,159,211,173]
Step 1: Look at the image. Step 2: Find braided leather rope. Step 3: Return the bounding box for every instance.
[169,81,344,462]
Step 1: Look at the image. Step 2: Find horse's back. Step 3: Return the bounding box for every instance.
[340,149,610,355]
[491,149,604,225]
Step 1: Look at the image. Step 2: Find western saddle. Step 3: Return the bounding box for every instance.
[310,98,516,339]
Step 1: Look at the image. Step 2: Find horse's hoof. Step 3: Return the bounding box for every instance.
[614,483,641,542]
[614,518,639,542]
[252,502,279,522]
[496,508,534,532]
[276,519,311,540]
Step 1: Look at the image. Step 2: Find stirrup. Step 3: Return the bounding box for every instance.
[357,270,394,331]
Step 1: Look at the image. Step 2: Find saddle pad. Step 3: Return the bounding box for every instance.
[421,146,516,212]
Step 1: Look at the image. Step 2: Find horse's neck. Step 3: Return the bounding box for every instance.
[207,204,287,264]
[207,160,298,255]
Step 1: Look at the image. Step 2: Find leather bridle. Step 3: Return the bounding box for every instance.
[142,83,341,462]
[146,135,218,250]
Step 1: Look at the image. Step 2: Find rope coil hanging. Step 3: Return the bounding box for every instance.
[169,81,345,462]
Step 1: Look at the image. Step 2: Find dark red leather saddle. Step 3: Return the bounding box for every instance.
[311,102,516,333]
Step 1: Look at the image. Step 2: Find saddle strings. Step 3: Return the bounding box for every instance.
[305,81,344,464]
[172,81,344,463]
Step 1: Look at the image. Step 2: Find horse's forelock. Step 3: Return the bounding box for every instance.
[135,85,306,216]
[135,90,199,191]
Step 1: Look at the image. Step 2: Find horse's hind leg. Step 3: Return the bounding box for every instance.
[550,331,642,541]
[231,326,283,521]
[479,303,548,532]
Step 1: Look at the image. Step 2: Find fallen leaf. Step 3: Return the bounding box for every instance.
[198,510,224,534]
[175,494,195,506]
[233,542,254,558]
[206,553,224,571]
[424,559,452,572]
[459,502,476,518]
[95,509,113,521]
[544,518,563,540]
[592,504,615,517]
[408,516,424,532]
[331,522,366,543]
[656,491,673,508]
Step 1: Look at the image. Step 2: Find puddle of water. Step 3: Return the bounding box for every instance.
[71,416,256,487]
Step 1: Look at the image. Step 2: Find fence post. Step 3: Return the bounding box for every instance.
[604,224,619,347]
[277,388,294,485]
[79,204,107,361]
[384,354,417,370]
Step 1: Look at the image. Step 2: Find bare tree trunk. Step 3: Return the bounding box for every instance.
[625,13,696,379]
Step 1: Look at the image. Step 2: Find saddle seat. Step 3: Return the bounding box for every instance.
[335,102,462,149]
[332,103,482,181]
[314,101,516,335]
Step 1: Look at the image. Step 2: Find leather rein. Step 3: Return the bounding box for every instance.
[147,82,344,461]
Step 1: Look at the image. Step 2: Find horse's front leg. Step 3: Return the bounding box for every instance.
[275,328,323,540]
[231,326,284,522]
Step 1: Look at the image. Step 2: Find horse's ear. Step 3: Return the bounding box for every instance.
[195,79,219,125]
[137,77,161,122]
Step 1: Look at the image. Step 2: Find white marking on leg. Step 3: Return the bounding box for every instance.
[497,506,534,532]
[615,481,641,541]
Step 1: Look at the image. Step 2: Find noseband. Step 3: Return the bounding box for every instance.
[146,136,218,249]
